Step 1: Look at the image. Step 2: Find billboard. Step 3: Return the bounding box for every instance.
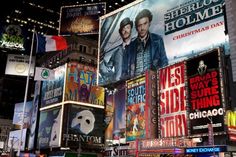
[187,49,225,135]
[0,24,26,51]
[112,83,126,142]
[59,3,106,35]
[126,70,158,141]
[13,101,33,128]
[37,107,62,148]
[5,54,35,76]
[41,65,65,107]
[65,62,100,104]
[28,81,41,150]
[158,61,187,137]
[62,104,104,147]
[225,110,236,141]
[8,128,27,151]
[98,0,228,85]
[104,92,114,144]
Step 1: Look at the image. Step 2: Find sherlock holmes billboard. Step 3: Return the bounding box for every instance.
[98,0,228,85]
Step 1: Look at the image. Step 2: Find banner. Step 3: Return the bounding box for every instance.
[38,107,62,148]
[59,3,106,35]
[8,129,27,151]
[187,49,225,135]
[159,61,187,137]
[126,76,146,141]
[41,65,65,107]
[5,54,35,76]
[98,0,228,85]
[13,101,33,128]
[28,81,41,150]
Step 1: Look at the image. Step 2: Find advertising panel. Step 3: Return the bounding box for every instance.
[13,101,33,128]
[126,75,146,141]
[5,54,35,76]
[158,61,187,137]
[28,81,41,150]
[187,49,225,135]
[64,62,99,104]
[88,86,105,106]
[59,3,106,35]
[225,110,236,141]
[0,24,26,51]
[37,107,62,148]
[126,71,158,141]
[41,65,65,107]
[104,92,114,144]
[112,83,126,142]
[8,128,27,151]
[98,0,228,85]
[62,104,104,147]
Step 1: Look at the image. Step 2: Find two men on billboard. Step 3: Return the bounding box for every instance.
[100,17,133,81]
[129,9,168,77]
[100,9,168,83]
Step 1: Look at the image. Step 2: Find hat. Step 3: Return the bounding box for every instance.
[119,17,133,34]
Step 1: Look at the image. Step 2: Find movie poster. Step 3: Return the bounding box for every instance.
[64,62,98,104]
[38,107,62,148]
[159,61,187,138]
[28,81,41,150]
[98,0,228,85]
[41,65,65,107]
[187,49,225,135]
[113,83,126,142]
[59,3,106,35]
[62,104,104,147]
[126,76,146,141]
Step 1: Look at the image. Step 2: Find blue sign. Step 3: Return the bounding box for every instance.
[185,146,227,154]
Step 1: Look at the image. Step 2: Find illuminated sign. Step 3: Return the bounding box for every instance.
[185,146,227,154]
[187,49,225,134]
[159,62,187,137]
[0,25,25,51]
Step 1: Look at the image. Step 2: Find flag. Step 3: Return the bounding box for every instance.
[36,34,68,53]
[34,67,55,81]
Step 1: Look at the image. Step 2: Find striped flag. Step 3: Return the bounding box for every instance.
[36,34,68,53]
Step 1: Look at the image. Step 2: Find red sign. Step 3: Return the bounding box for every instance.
[159,62,187,137]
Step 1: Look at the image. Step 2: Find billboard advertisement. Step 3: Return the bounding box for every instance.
[126,70,158,141]
[28,81,41,150]
[5,54,35,76]
[104,92,114,144]
[187,49,225,135]
[126,76,146,141]
[13,101,33,128]
[158,61,187,137]
[98,0,228,85]
[0,24,27,51]
[8,128,27,151]
[59,3,106,35]
[112,83,126,142]
[41,65,65,107]
[62,104,104,147]
[64,62,99,104]
[225,110,236,141]
[37,107,62,148]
